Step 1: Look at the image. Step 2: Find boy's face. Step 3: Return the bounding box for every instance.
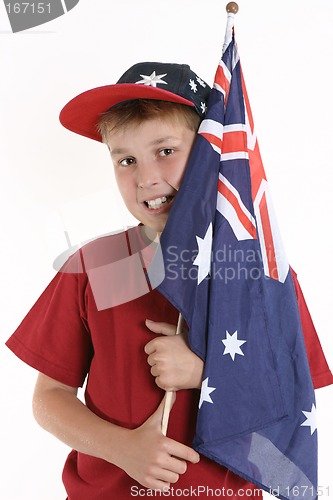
[107,116,197,234]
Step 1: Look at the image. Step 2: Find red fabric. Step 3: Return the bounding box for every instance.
[290,268,333,389]
[6,227,332,499]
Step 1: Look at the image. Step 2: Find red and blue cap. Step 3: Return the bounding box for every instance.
[59,62,211,143]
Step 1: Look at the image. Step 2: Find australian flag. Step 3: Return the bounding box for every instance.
[156,18,318,500]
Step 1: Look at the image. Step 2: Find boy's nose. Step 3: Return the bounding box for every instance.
[137,161,160,189]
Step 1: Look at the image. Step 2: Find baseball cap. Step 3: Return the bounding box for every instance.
[59,62,211,143]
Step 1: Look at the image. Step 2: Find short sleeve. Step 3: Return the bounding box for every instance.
[291,268,333,389]
[6,251,93,387]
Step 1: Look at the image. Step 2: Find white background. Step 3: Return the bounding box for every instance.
[0,0,332,498]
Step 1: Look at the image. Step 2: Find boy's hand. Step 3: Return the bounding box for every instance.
[119,394,200,491]
[33,374,199,492]
[144,319,204,391]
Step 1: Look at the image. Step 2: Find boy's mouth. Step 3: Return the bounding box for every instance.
[144,195,174,210]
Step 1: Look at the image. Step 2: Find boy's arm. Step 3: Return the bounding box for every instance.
[32,373,200,490]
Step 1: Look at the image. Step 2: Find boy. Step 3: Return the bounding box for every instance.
[6,62,333,499]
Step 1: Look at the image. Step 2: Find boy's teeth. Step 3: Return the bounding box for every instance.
[147,196,168,209]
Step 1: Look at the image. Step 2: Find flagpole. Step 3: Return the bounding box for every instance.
[161,1,239,437]
[223,2,239,54]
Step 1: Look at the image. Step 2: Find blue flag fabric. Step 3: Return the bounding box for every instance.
[156,18,318,500]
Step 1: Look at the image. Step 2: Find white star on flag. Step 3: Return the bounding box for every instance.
[200,102,207,114]
[189,79,198,93]
[301,404,317,435]
[135,71,168,87]
[193,223,213,285]
[199,377,216,409]
[222,330,246,361]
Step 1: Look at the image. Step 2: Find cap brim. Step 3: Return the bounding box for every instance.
[59,83,195,143]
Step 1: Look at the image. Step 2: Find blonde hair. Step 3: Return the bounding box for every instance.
[97,99,201,143]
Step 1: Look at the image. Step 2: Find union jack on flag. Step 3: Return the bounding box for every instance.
[157,14,318,500]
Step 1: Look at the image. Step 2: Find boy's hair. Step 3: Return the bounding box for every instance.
[97,99,202,144]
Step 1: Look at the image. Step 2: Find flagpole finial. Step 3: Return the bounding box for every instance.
[226,2,239,14]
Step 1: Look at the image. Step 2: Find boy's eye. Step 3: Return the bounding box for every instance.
[119,157,135,167]
[159,148,175,157]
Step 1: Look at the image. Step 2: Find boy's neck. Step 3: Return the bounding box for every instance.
[141,225,161,244]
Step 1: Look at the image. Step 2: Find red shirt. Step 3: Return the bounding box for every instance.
[6,227,333,499]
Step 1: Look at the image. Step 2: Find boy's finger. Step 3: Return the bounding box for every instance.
[143,333,174,354]
[167,440,200,465]
[144,340,155,355]
[145,319,177,336]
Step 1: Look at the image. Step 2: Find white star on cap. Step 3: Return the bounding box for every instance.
[222,330,246,361]
[200,102,207,114]
[189,79,198,93]
[196,76,207,88]
[301,404,317,435]
[135,71,168,87]
[199,377,216,409]
[193,223,213,285]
